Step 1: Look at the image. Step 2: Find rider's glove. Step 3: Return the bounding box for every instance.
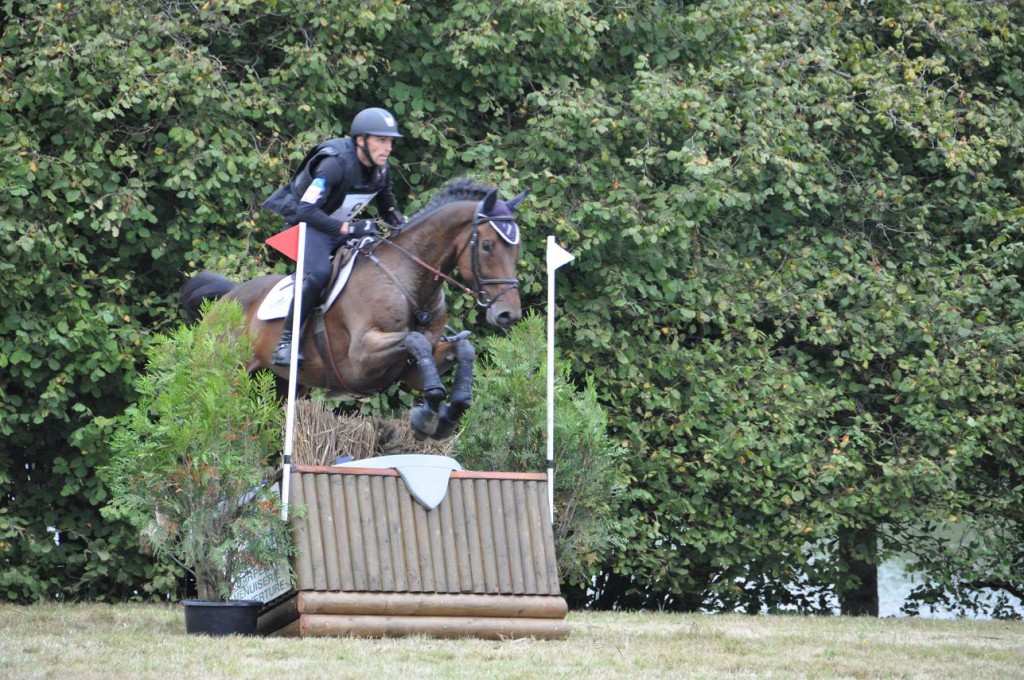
[388,209,407,226]
[347,220,379,240]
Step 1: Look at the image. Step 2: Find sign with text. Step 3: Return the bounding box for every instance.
[230,482,292,604]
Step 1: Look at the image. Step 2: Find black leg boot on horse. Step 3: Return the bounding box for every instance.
[405,331,450,439]
[432,334,475,440]
[272,275,320,367]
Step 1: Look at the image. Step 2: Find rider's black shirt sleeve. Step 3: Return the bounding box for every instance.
[292,156,347,236]
[375,169,400,226]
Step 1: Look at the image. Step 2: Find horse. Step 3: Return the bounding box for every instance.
[179,178,525,440]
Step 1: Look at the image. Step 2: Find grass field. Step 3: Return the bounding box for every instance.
[2,604,1022,679]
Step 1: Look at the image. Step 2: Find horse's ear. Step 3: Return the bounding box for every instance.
[506,189,530,212]
[482,189,498,213]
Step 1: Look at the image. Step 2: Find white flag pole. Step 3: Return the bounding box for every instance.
[280,221,307,522]
[545,235,575,524]
[280,179,326,520]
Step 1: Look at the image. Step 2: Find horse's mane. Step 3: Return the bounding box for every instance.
[401,178,494,229]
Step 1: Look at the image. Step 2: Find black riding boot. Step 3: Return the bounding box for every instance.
[271,276,320,367]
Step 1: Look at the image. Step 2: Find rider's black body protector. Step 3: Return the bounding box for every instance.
[262,137,403,233]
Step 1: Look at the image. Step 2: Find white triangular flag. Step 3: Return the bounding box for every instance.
[546,235,575,270]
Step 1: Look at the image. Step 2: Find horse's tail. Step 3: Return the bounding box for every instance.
[180,271,238,323]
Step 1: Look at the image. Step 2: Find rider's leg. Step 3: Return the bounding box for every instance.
[271,229,335,367]
[271,274,320,366]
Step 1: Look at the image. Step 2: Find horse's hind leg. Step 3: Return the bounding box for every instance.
[431,336,475,440]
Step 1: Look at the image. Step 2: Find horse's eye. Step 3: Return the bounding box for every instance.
[482,240,493,253]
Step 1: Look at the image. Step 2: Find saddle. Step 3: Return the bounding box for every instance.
[255,240,367,321]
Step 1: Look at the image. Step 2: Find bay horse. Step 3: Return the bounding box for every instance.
[180,178,525,440]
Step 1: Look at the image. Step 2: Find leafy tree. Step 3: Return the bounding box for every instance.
[512,0,1024,614]
[0,0,405,601]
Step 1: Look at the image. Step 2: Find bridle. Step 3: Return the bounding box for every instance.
[459,203,520,310]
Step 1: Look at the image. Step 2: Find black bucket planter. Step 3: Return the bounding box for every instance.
[182,599,261,636]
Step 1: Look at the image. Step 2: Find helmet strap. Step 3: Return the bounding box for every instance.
[356,135,379,169]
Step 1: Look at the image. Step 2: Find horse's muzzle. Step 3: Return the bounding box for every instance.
[486,301,522,329]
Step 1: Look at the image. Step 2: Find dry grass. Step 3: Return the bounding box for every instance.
[291,400,456,466]
[2,604,1022,679]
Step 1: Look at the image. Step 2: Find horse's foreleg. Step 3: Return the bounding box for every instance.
[405,331,447,440]
[404,332,446,406]
[448,335,475,408]
[431,336,475,440]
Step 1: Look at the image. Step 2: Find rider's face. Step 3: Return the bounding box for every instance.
[359,135,394,167]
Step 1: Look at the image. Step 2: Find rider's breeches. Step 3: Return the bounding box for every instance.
[300,227,341,291]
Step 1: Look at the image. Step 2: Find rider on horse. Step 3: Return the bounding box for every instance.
[262,107,407,366]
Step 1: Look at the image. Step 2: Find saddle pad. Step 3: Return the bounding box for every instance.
[255,251,360,321]
[255,277,295,321]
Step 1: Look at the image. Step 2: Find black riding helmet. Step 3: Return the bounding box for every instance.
[350,107,403,138]
[350,107,402,170]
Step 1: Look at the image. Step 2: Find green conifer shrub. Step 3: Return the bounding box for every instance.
[454,314,627,597]
[102,301,294,601]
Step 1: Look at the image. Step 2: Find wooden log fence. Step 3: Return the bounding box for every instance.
[259,464,569,640]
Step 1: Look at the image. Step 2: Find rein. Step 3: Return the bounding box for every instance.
[371,238,475,299]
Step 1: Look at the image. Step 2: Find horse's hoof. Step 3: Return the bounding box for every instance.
[432,417,458,440]
[410,403,439,438]
[430,403,463,440]
[424,386,447,408]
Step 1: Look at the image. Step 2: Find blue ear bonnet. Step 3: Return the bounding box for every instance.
[489,200,520,245]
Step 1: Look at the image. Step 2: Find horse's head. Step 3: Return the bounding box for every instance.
[457,188,525,329]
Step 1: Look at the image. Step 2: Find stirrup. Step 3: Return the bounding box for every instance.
[272,342,303,367]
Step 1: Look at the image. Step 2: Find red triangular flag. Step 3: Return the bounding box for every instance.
[266,224,300,261]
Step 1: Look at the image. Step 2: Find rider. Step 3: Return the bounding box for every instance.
[262,107,407,366]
